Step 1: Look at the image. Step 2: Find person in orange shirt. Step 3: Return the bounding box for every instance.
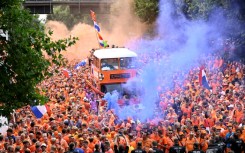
[57,133,69,152]
[178,133,186,147]
[13,136,23,150]
[233,103,243,123]
[141,132,153,152]
[198,131,208,152]
[191,113,200,126]
[181,113,188,125]
[82,140,93,153]
[166,108,177,123]
[163,130,174,153]
[150,129,161,143]
[185,132,198,152]
[108,113,115,127]
[181,102,192,118]
[29,139,37,152]
[204,114,216,128]
[20,140,31,153]
[128,133,137,149]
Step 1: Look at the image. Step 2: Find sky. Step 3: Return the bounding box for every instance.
[38,14,47,24]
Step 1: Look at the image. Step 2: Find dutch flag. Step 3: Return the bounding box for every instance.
[74,60,86,69]
[31,105,49,118]
[62,69,72,78]
[199,67,211,90]
[94,21,100,32]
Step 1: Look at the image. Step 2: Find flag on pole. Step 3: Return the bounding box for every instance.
[74,60,86,69]
[62,69,72,78]
[90,10,108,48]
[93,21,100,32]
[31,105,49,118]
[199,67,211,90]
[90,10,96,21]
[97,33,105,47]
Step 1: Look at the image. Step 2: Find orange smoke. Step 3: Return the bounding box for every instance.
[45,0,146,61]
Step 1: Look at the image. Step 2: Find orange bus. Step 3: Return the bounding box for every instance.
[90,48,138,93]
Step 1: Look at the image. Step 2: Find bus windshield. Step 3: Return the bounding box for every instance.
[101,58,119,71]
[120,57,136,69]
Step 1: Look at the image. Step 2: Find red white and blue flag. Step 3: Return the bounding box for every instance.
[93,21,100,32]
[74,60,87,69]
[199,67,211,90]
[31,105,49,118]
[62,69,72,78]
[90,10,107,48]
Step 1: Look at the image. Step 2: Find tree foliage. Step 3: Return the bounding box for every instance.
[46,5,89,30]
[133,0,245,61]
[0,0,77,115]
[133,0,159,24]
[133,0,245,26]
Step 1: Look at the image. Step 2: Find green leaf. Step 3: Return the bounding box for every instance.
[0,0,77,116]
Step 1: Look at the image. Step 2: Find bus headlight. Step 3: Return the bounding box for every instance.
[99,73,104,81]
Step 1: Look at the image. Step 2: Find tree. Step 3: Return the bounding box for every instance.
[46,5,88,30]
[133,0,245,61]
[0,0,77,115]
[134,0,159,24]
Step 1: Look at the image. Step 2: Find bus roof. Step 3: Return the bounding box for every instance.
[93,48,137,59]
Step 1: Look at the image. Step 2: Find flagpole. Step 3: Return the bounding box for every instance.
[90,10,102,49]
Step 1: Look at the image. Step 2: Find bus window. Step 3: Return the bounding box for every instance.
[120,57,136,69]
[101,58,119,71]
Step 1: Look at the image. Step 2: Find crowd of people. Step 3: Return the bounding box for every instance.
[0,48,245,153]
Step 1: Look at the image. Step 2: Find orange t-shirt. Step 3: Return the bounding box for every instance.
[164,137,174,153]
[29,144,36,152]
[88,142,95,151]
[142,138,153,152]
[83,147,93,153]
[234,109,243,123]
[130,140,137,149]
[185,137,198,152]
[199,138,208,152]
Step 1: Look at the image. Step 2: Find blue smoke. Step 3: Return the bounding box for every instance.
[103,91,120,113]
[104,0,242,122]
